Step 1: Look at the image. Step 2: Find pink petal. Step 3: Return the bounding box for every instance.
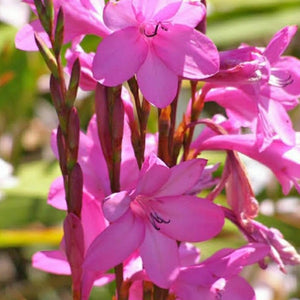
[222,276,255,300]
[65,45,97,91]
[32,250,71,275]
[103,191,131,222]
[170,1,206,27]
[267,56,300,106]
[179,243,201,267]
[154,195,224,242]
[136,48,178,108]
[93,273,115,286]
[48,176,67,210]
[132,0,180,21]
[135,154,170,196]
[81,194,108,249]
[152,1,182,21]
[172,266,216,300]
[15,20,51,51]
[203,244,270,278]
[81,270,106,300]
[264,25,297,65]
[93,27,148,86]
[156,159,207,197]
[139,224,180,288]
[60,0,111,39]
[154,24,219,79]
[123,252,143,279]
[83,211,145,273]
[103,0,137,31]
[204,87,257,127]
[129,280,143,300]
[265,99,295,146]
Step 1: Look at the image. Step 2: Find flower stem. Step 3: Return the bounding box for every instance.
[153,285,169,300]
[115,263,125,300]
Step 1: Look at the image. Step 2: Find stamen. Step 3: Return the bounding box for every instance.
[269,73,293,88]
[149,211,171,230]
[144,22,168,38]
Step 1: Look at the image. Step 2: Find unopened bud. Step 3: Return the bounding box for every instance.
[57,126,68,175]
[67,107,80,168]
[68,163,83,217]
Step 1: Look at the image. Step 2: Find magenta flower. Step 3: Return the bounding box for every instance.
[83,154,224,289]
[92,0,219,108]
[203,26,300,150]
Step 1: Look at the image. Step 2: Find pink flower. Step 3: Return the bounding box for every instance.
[194,123,300,195]
[92,0,219,108]
[224,209,300,273]
[125,243,201,300]
[15,0,110,51]
[65,43,97,91]
[32,192,113,290]
[83,154,224,290]
[171,243,270,300]
[203,26,300,150]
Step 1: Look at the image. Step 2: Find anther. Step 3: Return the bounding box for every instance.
[144,22,168,38]
[269,73,293,88]
[149,212,171,230]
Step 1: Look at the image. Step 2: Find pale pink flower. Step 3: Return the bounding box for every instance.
[92,0,219,108]
[83,154,224,290]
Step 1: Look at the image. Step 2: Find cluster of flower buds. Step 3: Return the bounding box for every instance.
[16,0,300,299]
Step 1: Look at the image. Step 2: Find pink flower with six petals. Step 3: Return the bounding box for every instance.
[93,0,219,108]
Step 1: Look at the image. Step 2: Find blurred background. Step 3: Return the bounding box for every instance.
[0,0,299,299]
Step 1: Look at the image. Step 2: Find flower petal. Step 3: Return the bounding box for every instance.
[136,48,178,108]
[61,0,110,39]
[103,0,137,31]
[169,1,206,27]
[32,250,70,275]
[15,20,51,51]
[132,0,180,21]
[81,194,108,248]
[154,24,219,79]
[264,25,297,65]
[179,243,200,267]
[154,195,224,242]
[135,154,170,195]
[103,191,131,222]
[222,276,255,300]
[139,224,180,288]
[83,210,145,273]
[93,27,148,86]
[156,159,207,197]
[48,176,67,210]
